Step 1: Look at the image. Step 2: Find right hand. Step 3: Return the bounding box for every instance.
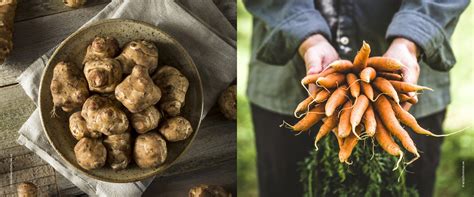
[298,34,339,92]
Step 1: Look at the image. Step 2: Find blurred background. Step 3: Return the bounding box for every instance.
[237,0,474,196]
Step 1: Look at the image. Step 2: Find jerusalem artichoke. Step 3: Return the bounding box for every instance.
[159,116,193,142]
[152,66,189,116]
[83,58,122,93]
[116,40,158,74]
[0,0,17,64]
[218,85,236,120]
[74,137,107,170]
[131,105,161,134]
[133,132,167,168]
[103,133,132,170]
[50,61,89,112]
[81,95,129,136]
[83,36,119,63]
[115,65,161,113]
[69,111,101,140]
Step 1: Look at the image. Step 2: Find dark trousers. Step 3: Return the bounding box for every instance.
[251,103,446,197]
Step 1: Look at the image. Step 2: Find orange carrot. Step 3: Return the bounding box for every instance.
[301,67,337,85]
[363,104,376,137]
[315,113,338,147]
[325,85,348,116]
[353,41,371,72]
[350,95,369,138]
[327,60,353,72]
[361,82,374,101]
[372,77,400,103]
[316,73,346,89]
[373,95,419,161]
[374,115,403,170]
[286,103,326,132]
[346,73,360,98]
[367,57,404,72]
[387,99,441,137]
[337,101,353,138]
[294,87,320,117]
[359,67,376,83]
[332,128,344,149]
[314,89,333,103]
[389,80,433,92]
[399,93,418,104]
[338,126,361,163]
[377,72,403,81]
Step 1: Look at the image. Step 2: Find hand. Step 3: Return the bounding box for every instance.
[383,38,420,110]
[299,34,339,75]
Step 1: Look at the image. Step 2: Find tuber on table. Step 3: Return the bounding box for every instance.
[83,36,119,63]
[0,0,16,64]
[131,105,161,134]
[116,40,158,74]
[63,0,86,8]
[17,182,37,197]
[103,132,132,170]
[159,116,193,142]
[83,58,122,93]
[133,132,167,168]
[50,61,89,113]
[69,111,101,140]
[74,137,107,170]
[115,65,162,113]
[282,41,460,169]
[152,66,189,116]
[189,184,231,197]
[218,84,237,120]
[81,95,129,136]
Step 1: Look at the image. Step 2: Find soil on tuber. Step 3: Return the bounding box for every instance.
[159,116,193,142]
[81,95,129,136]
[152,66,189,116]
[69,111,101,140]
[116,40,158,74]
[50,61,89,112]
[115,65,162,113]
[218,84,237,120]
[131,105,161,134]
[134,132,167,168]
[74,137,107,170]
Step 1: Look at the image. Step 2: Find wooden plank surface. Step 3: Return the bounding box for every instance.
[15,0,110,22]
[0,3,109,87]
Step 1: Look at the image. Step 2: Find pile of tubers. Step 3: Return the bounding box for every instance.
[51,36,193,171]
[284,41,446,170]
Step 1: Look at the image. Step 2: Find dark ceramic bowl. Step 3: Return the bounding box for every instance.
[38,19,203,183]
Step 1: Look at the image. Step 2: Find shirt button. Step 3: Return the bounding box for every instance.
[340,36,350,45]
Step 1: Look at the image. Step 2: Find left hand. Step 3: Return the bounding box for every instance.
[383,38,420,111]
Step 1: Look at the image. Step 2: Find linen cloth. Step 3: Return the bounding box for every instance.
[16,0,236,196]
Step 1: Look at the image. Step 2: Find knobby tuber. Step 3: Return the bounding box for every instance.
[50,61,89,112]
[74,137,107,170]
[115,65,162,113]
[159,116,193,142]
[0,0,16,64]
[83,36,119,63]
[83,58,122,93]
[134,132,167,168]
[218,84,236,120]
[64,0,86,8]
[131,106,161,134]
[189,184,230,197]
[103,133,132,170]
[69,111,101,140]
[81,95,129,136]
[152,66,189,116]
[17,182,37,197]
[116,40,158,74]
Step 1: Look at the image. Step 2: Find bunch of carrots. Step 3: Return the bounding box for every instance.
[282,41,455,170]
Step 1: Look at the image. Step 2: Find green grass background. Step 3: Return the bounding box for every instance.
[237,1,474,196]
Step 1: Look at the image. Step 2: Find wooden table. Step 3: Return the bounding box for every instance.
[0,1,236,196]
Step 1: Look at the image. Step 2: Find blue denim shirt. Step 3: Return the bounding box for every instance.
[244,0,469,118]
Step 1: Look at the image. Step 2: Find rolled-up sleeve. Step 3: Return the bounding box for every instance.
[243,0,331,65]
[386,0,469,71]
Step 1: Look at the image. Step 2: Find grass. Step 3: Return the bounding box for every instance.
[237,1,474,196]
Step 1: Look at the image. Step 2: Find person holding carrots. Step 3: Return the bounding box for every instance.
[243,0,469,196]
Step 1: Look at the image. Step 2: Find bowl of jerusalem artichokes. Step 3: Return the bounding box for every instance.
[38,19,203,182]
